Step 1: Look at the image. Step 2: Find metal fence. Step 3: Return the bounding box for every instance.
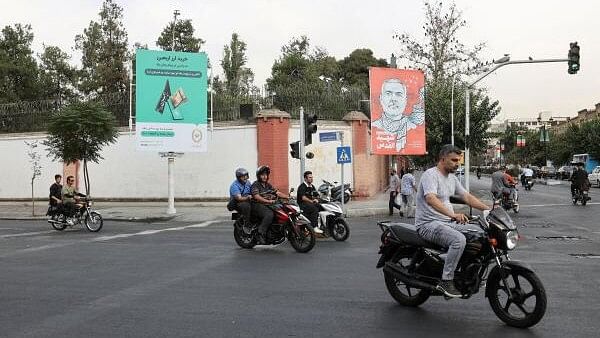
[0,87,370,134]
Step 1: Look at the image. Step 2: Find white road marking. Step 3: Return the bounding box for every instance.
[0,230,55,238]
[521,202,600,207]
[92,220,219,242]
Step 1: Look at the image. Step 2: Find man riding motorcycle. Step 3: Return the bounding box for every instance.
[491,167,516,202]
[251,165,290,244]
[521,165,534,186]
[297,170,324,234]
[228,168,252,224]
[570,162,590,200]
[416,144,490,298]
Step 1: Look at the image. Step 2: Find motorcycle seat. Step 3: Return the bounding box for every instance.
[387,222,443,250]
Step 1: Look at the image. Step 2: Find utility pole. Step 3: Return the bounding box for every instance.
[299,106,306,182]
[172,9,180,51]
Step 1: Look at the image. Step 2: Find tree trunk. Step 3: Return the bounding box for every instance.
[31,178,35,216]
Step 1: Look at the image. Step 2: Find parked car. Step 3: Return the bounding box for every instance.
[540,166,557,179]
[557,166,575,180]
[589,166,600,187]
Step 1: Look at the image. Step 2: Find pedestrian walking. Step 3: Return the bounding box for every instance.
[387,169,402,216]
[400,168,417,217]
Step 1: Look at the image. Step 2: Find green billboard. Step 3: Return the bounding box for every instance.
[136,49,208,152]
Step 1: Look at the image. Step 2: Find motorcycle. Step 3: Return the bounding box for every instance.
[376,199,547,328]
[231,190,316,253]
[572,187,590,206]
[522,177,534,191]
[47,197,103,232]
[493,186,519,213]
[317,180,352,204]
[313,195,350,241]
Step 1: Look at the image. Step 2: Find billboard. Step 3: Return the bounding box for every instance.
[136,49,208,152]
[369,67,426,155]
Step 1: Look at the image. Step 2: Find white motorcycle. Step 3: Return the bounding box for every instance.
[314,196,350,241]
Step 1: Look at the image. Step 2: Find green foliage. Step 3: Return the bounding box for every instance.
[44,101,118,164]
[338,48,387,91]
[546,119,600,166]
[75,0,129,96]
[38,45,78,103]
[0,23,41,103]
[394,0,499,164]
[221,33,255,96]
[156,19,204,52]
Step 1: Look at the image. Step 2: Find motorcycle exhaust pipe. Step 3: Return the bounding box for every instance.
[383,262,437,292]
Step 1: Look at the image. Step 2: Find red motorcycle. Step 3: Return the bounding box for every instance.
[232,190,316,253]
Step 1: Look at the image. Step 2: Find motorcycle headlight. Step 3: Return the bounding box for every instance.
[505,230,519,250]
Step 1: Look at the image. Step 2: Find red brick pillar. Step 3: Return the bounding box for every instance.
[343,111,388,197]
[256,109,291,193]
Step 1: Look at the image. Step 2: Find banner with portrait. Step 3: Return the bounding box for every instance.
[369,68,426,155]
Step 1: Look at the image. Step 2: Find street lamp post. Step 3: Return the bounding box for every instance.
[172,10,180,51]
[451,74,456,145]
[464,55,570,192]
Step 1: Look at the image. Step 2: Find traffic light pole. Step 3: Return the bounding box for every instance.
[299,106,306,182]
[464,57,570,193]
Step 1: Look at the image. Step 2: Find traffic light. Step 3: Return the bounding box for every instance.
[290,141,300,159]
[304,114,318,146]
[568,42,580,74]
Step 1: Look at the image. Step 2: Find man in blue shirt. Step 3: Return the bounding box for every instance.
[228,168,252,223]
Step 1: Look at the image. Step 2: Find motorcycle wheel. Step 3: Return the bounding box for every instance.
[343,192,350,204]
[572,198,577,205]
[288,224,316,253]
[487,268,547,328]
[582,197,587,206]
[384,254,431,307]
[233,220,256,249]
[513,204,520,213]
[84,211,103,232]
[51,215,66,231]
[331,218,350,241]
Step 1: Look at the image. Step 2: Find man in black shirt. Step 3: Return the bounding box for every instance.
[251,165,290,244]
[297,171,323,234]
[47,174,62,216]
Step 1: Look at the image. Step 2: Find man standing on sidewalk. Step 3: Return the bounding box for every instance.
[400,168,417,218]
[388,169,402,216]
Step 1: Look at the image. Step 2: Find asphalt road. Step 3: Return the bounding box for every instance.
[1,177,599,337]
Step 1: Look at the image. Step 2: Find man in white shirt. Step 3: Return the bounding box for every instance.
[400,168,417,217]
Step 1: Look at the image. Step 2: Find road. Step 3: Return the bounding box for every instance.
[1,177,599,337]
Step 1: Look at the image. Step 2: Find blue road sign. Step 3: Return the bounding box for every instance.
[337,146,352,164]
[319,131,338,142]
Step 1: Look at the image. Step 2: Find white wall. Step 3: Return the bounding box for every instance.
[288,121,354,192]
[0,133,63,199]
[1,122,355,199]
[0,126,258,199]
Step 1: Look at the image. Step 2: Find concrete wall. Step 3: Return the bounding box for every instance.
[288,121,354,192]
[0,133,63,199]
[0,122,358,200]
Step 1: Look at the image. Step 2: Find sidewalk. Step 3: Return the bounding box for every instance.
[0,195,394,223]
[0,188,491,223]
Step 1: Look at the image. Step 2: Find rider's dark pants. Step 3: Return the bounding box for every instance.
[389,191,402,215]
[235,201,252,223]
[252,202,274,236]
[571,184,580,197]
[300,202,319,228]
[63,202,76,217]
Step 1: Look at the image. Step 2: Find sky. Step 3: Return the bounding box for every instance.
[1,0,598,121]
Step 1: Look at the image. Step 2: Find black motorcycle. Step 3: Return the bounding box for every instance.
[522,177,534,191]
[572,187,590,206]
[47,197,103,232]
[493,186,519,213]
[376,202,546,328]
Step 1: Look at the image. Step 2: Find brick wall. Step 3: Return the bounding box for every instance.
[256,110,290,193]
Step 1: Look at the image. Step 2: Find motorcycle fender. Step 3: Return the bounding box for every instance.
[485,260,535,297]
[376,243,398,268]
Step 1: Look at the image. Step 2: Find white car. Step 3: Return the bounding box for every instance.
[589,166,600,188]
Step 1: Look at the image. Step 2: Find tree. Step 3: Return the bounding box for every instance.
[156,19,204,52]
[38,45,78,104]
[338,48,388,91]
[0,23,41,103]
[221,33,254,96]
[24,140,42,216]
[75,0,129,96]
[394,1,499,163]
[44,101,119,195]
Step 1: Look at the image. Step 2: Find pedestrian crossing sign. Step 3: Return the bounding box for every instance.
[337,146,352,164]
